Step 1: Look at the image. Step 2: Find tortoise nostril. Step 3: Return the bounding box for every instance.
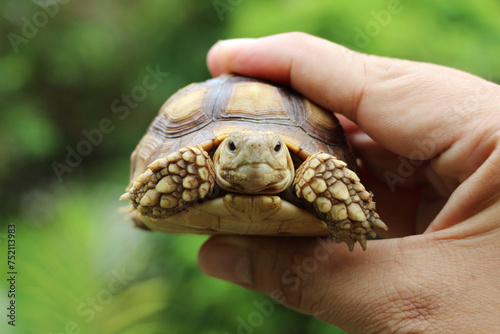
[247,139,262,149]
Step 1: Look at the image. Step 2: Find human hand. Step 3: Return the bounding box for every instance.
[198,32,500,333]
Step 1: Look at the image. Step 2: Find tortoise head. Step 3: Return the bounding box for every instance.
[213,131,294,194]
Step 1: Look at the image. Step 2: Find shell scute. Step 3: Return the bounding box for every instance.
[130,75,356,174]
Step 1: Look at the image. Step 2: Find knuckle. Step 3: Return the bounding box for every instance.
[376,270,441,333]
[384,287,438,333]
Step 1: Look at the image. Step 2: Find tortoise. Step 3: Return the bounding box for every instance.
[120,74,387,251]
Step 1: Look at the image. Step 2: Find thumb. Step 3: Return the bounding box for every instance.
[198,235,440,333]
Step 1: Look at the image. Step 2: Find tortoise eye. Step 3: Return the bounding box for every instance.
[274,141,282,152]
[228,140,236,152]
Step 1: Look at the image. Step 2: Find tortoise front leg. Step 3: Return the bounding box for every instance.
[294,152,388,251]
[121,146,216,219]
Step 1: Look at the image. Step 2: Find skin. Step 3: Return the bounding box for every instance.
[213,131,294,194]
[197,32,500,333]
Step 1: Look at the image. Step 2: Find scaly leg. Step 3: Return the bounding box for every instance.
[121,146,216,219]
[294,152,388,251]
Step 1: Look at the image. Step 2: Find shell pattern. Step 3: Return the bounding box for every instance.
[129,74,357,188]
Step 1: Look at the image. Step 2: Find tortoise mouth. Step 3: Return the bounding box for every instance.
[215,163,293,194]
[240,162,275,173]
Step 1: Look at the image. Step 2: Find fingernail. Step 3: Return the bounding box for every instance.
[207,38,256,74]
[199,237,253,287]
[216,38,256,48]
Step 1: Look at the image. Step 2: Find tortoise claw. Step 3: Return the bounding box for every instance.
[357,236,367,251]
[119,192,132,200]
[373,218,389,231]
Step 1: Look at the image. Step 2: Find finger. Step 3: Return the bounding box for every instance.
[198,235,382,332]
[351,131,455,235]
[206,32,500,183]
[197,234,445,333]
[207,35,485,85]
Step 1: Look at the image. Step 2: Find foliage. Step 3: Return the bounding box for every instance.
[1,0,499,333]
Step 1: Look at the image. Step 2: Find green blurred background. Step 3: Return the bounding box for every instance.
[1,0,499,333]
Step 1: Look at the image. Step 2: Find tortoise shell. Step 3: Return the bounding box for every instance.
[127,74,358,236]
